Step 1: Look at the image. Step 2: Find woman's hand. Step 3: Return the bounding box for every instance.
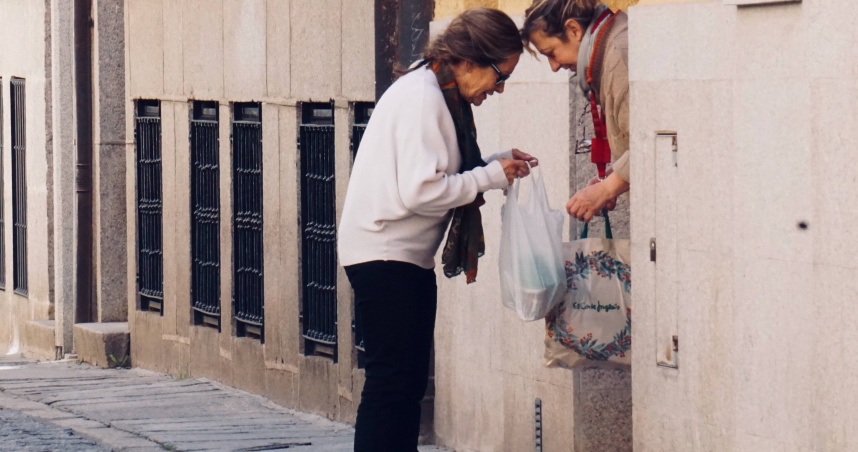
[498,148,538,186]
[498,158,532,185]
[567,172,630,222]
[586,175,617,211]
[511,148,538,167]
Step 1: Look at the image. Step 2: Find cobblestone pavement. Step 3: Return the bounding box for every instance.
[0,407,108,451]
[0,355,451,452]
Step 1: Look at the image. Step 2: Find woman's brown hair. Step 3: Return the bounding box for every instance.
[521,0,601,45]
[423,8,523,67]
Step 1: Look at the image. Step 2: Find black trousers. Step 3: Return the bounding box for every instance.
[345,260,437,452]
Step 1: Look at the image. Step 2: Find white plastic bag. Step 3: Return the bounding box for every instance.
[498,167,565,321]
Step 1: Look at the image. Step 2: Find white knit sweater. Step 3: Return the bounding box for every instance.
[338,67,510,270]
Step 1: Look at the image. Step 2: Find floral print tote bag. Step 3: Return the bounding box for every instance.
[544,213,631,368]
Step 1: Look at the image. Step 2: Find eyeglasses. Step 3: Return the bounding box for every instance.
[490,63,511,86]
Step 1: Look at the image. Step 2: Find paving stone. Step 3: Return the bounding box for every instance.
[0,407,109,451]
[0,354,451,451]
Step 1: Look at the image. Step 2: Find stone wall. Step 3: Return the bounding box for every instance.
[630,0,858,449]
[124,0,374,423]
[434,0,645,19]
[0,0,55,355]
[428,9,634,450]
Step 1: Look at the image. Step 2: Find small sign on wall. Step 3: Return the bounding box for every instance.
[724,0,800,5]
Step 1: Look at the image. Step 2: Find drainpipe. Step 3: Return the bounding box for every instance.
[74,0,94,324]
[374,0,433,101]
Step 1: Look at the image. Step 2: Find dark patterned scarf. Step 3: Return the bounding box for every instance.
[429,60,488,284]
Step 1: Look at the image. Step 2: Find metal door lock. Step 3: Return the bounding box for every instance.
[650,238,657,262]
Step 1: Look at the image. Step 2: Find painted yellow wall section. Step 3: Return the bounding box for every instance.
[434,0,707,19]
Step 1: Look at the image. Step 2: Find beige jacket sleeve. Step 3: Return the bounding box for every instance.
[598,15,631,183]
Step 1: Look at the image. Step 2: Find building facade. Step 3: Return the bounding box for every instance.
[629,0,858,450]
[10,0,847,451]
[0,0,129,362]
[123,0,376,424]
[431,2,636,451]
[0,0,55,359]
[0,0,634,449]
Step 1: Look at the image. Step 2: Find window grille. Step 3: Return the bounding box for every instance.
[135,100,164,313]
[191,101,221,329]
[350,102,373,161]
[10,78,26,295]
[300,102,337,361]
[232,102,264,340]
[350,102,373,368]
[0,78,5,289]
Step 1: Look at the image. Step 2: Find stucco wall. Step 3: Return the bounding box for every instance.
[431,38,577,451]
[427,11,636,450]
[125,0,373,422]
[629,0,858,450]
[0,0,54,354]
[434,0,648,19]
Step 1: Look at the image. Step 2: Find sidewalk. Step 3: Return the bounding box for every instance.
[0,354,450,452]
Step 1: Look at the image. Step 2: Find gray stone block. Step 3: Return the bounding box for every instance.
[575,367,633,452]
[21,320,57,361]
[96,0,127,143]
[74,322,130,369]
[341,0,374,101]
[127,0,164,98]
[290,0,342,100]
[223,0,266,100]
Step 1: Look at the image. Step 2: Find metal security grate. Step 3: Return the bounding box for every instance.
[135,100,164,313]
[191,101,221,329]
[10,78,27,295]
[350,102,373,161]
[349,102,373,368]
[0,78,5,289]
[232,102,264,340]
[300,102,337,360]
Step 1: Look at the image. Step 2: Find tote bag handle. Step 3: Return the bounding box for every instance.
[579,208,613,240]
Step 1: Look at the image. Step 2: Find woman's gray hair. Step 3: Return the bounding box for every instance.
[423,8,523,67]
[522,0,601,47]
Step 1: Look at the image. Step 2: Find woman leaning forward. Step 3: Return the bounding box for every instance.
[337,8,537,452]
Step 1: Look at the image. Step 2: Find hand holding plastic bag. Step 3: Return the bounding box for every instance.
[498,167,565,321]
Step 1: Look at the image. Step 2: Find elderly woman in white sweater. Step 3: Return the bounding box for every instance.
[338,8,536,452]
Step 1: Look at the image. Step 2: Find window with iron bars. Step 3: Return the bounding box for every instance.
[135,100,164,314]
[0,78,5,290]
[191,101,221,330]
[300,102,337,361]
[232,102,264,341]
[350,102,373,369]
[10,78,27,295]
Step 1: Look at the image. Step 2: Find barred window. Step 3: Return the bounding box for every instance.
[135,100,164,313]
[191,101,221,329]
[0,78,5,289]
[10,78,26,295]
[350,102,373,161]
[300,102,337,361]
[232,102,264,340]
[350,102,373,368]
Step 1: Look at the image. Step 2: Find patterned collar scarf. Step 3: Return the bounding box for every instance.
[576,5,612,96]
[424,60,488,283]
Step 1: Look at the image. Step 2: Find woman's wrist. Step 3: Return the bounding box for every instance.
[601,172,630,199]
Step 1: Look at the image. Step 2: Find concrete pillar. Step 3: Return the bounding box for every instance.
[92,0,127,322]
[569,66,633,452]
[51,0,77,353]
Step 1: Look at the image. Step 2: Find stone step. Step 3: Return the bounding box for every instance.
[74,322,130,369]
